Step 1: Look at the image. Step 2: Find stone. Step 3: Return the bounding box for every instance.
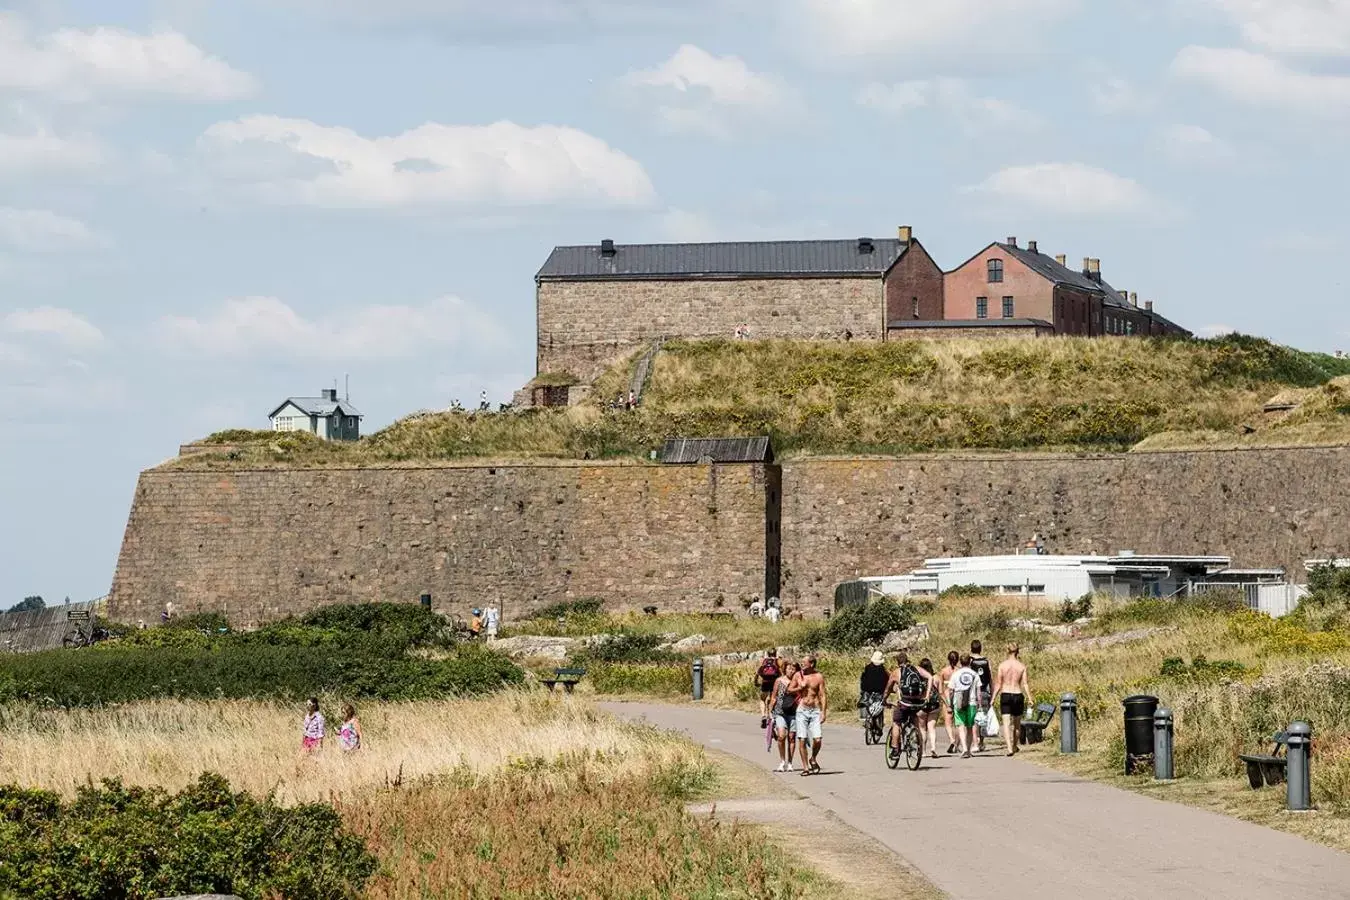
[1050,626,1177,653]
[490,636,578,660]
[877,623,931,652]
[667,634,711,653]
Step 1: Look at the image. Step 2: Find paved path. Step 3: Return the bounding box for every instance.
[604,702,1350,900]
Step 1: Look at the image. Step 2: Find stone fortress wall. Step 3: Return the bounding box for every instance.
[109,447,1350,624]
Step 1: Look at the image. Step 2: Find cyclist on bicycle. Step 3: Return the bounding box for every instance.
[858,651,889,724]
[884,651,934,759]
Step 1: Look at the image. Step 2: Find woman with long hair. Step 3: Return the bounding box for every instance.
[770,661,801,772]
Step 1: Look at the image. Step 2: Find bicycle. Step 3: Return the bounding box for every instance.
[62,611,110,649]
[861,697,886,746]
[884,704,924,771]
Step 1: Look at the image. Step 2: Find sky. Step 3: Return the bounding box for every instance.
[2,0,1349,606]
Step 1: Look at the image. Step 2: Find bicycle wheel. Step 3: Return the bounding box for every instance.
[884,725,901,769]
[903,724,923,771]
[863,720,874,745]
[62,629,85,649]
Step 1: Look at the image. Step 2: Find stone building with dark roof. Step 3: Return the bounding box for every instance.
[531,226,944,398]
[940,237,1190,339]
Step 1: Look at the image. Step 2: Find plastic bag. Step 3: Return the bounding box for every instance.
[984,709,1001,738]
[974,709,988,729]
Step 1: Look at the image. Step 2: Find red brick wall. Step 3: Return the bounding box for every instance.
[884,239,945,325]
[1053,285,1101,336]
[943,247,1054,323]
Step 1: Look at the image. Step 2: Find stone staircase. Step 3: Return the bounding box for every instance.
[628,337,666,403]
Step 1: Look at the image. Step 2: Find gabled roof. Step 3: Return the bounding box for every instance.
[660,436,774,464]
[268,397,363,418]
[537,239,907,281]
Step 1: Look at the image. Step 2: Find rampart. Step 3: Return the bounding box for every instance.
[108,463,773,626]
[108,447,1350,623]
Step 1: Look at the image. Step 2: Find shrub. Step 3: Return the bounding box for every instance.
[939,584,994,600]
[576,632,678,664]
[0,773,375,900]
[819,598,916,650]
[534,598,605,620]
[1159,655,1249,680]
[1059,594,1093,623]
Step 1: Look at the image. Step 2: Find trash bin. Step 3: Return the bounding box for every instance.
[1123,695,1159,775]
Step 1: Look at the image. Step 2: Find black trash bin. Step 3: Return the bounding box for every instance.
[1123,695,1159,775]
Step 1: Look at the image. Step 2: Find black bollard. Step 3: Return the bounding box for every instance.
[1153,708,1174,781]
[1287,721,1312,811]
[692,658,704,701]
[1060,693,1078,754]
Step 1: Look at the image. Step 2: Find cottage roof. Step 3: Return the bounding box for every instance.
[659,436,774,464]
[537,238,908,281]
[268,397,363,418]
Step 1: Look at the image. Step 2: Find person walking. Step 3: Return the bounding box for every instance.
[469,609,484,640]
[301,698,325,754]
[755,649,782,729]
[947,653,980,759]
[338,703,362,752]
[484,605,500,640]
[794,655,828,776]
[938,650,959,755]
[917,657,942,756]
[991,643,1031,756]
[969,640,994,752]
[771,661,801,772]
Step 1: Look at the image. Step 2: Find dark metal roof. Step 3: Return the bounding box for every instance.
[538,239,907,280]
[268,397,363,418]
[998,244,1188,331]
[888,318,1054,330]
[660,436,774,464]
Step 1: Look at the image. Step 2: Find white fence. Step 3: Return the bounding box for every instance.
[1194,582,1307,618]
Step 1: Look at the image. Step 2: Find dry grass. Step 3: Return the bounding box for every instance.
[0,692,697,803]
[170,335,1350,468]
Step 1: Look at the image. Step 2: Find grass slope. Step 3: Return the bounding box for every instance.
[177,334,1350,468]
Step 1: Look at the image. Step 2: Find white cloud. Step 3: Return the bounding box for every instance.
[858,78,1039,133]
[155,295,508,360]
[964,162,1159,217]
[1202,0,1350,56]
[0,208,107,251]
[0,13,256,101]
[2,306,105,350]
[786,0,1074,64]
[0,127,104,175]
[1160,124,1236,163]
[1090,76,1152,114]
[197,116,656,208]
[1172,45,1350,117]
[620,45,796,137]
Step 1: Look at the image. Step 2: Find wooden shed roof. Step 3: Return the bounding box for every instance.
[659,436,774,464]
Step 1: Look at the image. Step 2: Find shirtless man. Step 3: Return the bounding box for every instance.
[991,643,1031,756]
[793,655,828,775]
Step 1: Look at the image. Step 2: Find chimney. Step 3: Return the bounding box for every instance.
[1129,291,1139,308]
[1082,257,1092,275]
[1055,254,1067,266]
[1006,236,1018,248]
[897,225,913,243]
[1145,300,1154,312]
[1027,240,1038,253]
[323,388,337,401]
[600,238,616,257]
[1087,258,1102,283]
[858,237,875,254]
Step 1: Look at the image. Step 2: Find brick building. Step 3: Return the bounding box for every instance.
[529,227,944,402]
[938,238,1189,339]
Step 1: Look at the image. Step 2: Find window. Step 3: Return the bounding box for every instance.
[912,297,920,319]
[976,297,988,319]
[987,259,1003,283]
[1002,297,1015,319]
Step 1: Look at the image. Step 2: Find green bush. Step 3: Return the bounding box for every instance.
[1059,594,1093,623]
[939,584,994,600]
[576,632,678,664]
[534,598,605,620]
[819,598,916,651]
[1159,655,1249,681]
[0,773,375,900]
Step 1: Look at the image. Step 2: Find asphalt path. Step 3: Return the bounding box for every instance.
[603,701,1350,900]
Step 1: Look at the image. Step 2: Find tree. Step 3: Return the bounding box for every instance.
[9,596,45,613]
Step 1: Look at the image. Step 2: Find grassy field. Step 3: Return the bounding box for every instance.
[169,334,1350,468]
[1,692,822,899]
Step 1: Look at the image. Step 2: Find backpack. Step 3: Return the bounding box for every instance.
[899,666,927,703]
[757,658,780,686]
[970,656,993,691]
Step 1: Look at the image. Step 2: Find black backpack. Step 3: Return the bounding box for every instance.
[899,665,927,703]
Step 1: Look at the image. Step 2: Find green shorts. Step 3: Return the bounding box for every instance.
[953,705,977,728]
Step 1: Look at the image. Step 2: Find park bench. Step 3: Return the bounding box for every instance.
[541,667,587,694]
[1019,702,1057,744]
[1239,732,1293,789]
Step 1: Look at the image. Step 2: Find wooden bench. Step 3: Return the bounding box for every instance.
[541,667,587,694]
[1239,732,1291,789]
[1019,702,1057,744]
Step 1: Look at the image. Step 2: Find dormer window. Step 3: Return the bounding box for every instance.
[987,259,1004,283]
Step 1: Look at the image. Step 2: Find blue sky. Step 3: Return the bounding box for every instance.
[3,0,1348,605]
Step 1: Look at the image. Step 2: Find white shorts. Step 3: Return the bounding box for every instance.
[774,714,796,734]
[796,707,823,741]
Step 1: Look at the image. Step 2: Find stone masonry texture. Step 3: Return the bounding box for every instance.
[536,277,885,382]
[109,463,771,626]
[779,449,1350,607]
[110,447,1350,623]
